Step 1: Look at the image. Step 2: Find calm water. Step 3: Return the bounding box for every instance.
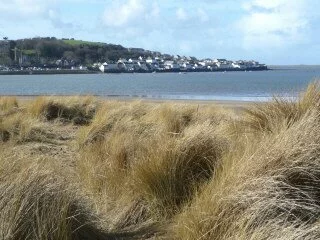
[1,66,320,101]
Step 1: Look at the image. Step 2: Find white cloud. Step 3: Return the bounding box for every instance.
[243,0,289,10]
[176,8,188,21]
[179,42,191,53]
[0,0,78,35]
[0,0,55,17]
[239,0,309,49]
[102,0,146,27]
[150,2,160,18]
[197,8,209,23]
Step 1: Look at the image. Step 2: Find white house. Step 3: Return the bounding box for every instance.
[146,57,158,64]
[137,61,149,71]
[219,62,233,69]
[232,62,241,69]
[99,62,121,72]
[99,62,108,72]
[164,61,180,70]
[198,62,206,67]
[180,63,192,71]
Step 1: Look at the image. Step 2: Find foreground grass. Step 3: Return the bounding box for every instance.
[1,83,320,239]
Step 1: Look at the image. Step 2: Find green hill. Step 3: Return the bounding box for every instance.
[8,37,163,66]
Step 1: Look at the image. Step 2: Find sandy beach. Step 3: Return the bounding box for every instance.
[9,95,259,110]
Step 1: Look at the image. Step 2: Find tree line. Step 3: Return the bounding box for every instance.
[4,37,159,66]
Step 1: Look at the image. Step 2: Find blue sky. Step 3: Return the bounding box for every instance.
[0,0,319,64]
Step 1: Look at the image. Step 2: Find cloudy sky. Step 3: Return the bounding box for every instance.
[0,0,319,64]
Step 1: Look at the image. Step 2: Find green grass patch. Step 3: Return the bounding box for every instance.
[63,39,106,47]
[22,49,37,55]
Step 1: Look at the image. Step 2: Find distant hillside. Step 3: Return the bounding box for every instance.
[4,37,166,66]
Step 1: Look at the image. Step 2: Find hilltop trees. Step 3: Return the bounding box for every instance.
[7,37,157,67]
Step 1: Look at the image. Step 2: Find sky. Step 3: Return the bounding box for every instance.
[0,0,319,65]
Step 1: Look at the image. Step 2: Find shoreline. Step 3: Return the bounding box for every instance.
[0,67,269,76]
[2,95,262,110]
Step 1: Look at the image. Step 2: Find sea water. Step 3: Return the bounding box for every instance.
[0,66,319,101]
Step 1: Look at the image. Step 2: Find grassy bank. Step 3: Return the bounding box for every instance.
[1,83,320,239]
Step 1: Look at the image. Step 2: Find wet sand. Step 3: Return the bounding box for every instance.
[5,95,263,111]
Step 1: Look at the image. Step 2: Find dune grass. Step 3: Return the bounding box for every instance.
[239,82,320,134]
[0,149,108,240]
[0,96,18,113]
[133,122,229,218]
[171,110,320,239]
[1,82,320,239]
[28,96,98,125]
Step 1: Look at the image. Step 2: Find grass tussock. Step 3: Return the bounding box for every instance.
[133,122,228,218]
[0,152,108,240]
[239,82,320,134]
[171,104,320,238]
[154,103,195,133]
[76,101,232,234]
[78,101,230,146]
[0,112,54,143]
[0,96,18,113]
[2,82,320,239]
[28,96,98,125]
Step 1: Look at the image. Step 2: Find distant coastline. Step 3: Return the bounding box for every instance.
[0,66,268,75]
[269,65,320,70]
[0,37,268,75]
[0,66,318,102]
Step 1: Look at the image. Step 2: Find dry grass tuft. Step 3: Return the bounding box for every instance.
[0,153,108,240]
[0,96,18,113]
[133,122,228,218]
[0,112,53,143]
[239,82,320,134]
[77,101,154,146]
[2,83,320,239]
[76,101,232,235]
[28,96,98,125]
[154,103,195,134]
[170,109,320,240]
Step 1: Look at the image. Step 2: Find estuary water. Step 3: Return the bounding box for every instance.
[0,66,319,101]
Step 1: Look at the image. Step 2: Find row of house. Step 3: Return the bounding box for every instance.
[95,57,267,73]
[0,65,9,71]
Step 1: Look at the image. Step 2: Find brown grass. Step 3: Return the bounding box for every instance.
[239,82,320,134]
[0,112,56,144]
[0,96,18,113]
[1,82,320,239]
[28,96,98,125]
[171,111,320,239]
[0,150,108,240]
[170,83,320,240]
[133,122,228,218]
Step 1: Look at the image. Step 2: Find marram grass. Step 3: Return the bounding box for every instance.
[0,82,320,239]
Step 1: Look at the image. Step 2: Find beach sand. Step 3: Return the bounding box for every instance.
[11,95,260,110]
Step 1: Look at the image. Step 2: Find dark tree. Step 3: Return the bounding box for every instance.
[6,37,166,66]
